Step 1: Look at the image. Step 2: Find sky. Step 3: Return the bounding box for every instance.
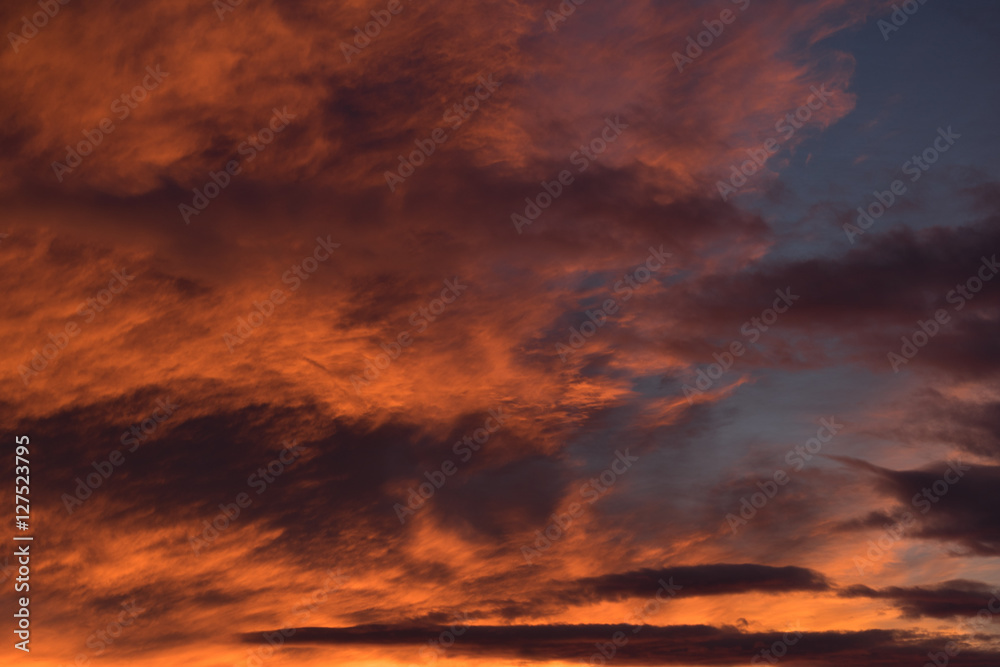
[2,0,1000,665]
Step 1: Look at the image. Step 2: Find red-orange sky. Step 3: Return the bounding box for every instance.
[2,0,1000,665]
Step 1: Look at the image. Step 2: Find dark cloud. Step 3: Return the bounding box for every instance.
[242,623,1000,666]
[841,580,1000,620]
[835,457,1000,556]
[568,564,832,602]
[659,215,1000,379]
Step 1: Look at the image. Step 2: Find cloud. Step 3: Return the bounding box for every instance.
[834,458,1000,556]
[568,564,832,601]
[241,623,1000,666]
[841,580,1000,620]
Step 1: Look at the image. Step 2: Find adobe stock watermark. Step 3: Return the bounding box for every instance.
[726,417,844,534]
[511,116,628,234]
[384,74,502,193]
[214,0,244,21]
[920,642,962,667]
[672,0,751,73]
[556,245,671,362]
[877,0,931,41]
[350,278,467,394]
[717,85,834,201]
[750,622,804,665]
[7,0,71,54]
[544,0,588,31]
[339,0,405,62]
[394,409,508,523]
[853,460,970,574]
[52,66,169,182]
[521,449,639,564]
[843,127,960,244]
[57,599,147,665]
[17,268,136,386]
[887,254,997,372]
[236,568,350,667]
[179,107,296,224]
[682,288,799,403]
[418,614,471,664]
[62,397,180,514]
[916,589,1000,667]
[589,578,683,665]
[954,589,1000,639]
[189,440,305,554]
[223,236,340,352]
